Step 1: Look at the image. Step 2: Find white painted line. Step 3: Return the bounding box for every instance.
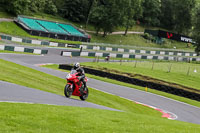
[0,101,66,107]
[140,50,146,54]
[135,55,142,59]
[147,56,153,60]
[80,45,87,49]
[169,52,174,55]
[62,52,72,56]
[32,40,42,45]
[110,53,117,58]
[158,56,164,60]
[49,42,58,47]
[123,54,129,58]
[14,47,24,52]
[129,49,135,53]
[106,47,112,51]
[0,45,5,50]
[33,49,42,54]
[150,51,156,54]
[168,56,174,61]
[118,48,124,52]
[80,52,89,56]
[95,53,103,57]
[93,46,100,50]
[160,51,165,55]
[177,53,182,56]
[12,37,22,42]
[185,53,190,56]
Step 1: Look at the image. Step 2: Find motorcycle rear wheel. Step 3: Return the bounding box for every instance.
[64,84,73,98]
[80,87,89,101]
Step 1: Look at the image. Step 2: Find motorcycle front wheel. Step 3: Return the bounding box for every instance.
[80,87,89,101]
[64,84,73,98]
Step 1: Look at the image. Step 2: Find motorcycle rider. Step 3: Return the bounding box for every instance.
[72,62,87,92]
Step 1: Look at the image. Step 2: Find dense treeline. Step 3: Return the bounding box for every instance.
[0,0,196,34]
[1,0,200,53]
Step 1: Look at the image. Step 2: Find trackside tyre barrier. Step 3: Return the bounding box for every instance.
[59,64,200,102]
[0,45,48,54]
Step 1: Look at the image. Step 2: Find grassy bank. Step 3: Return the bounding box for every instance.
[0,20,194,50]
[0,58,200,132]
[80,61,200,91]
[0,102,200,133]
[90,33,193,50]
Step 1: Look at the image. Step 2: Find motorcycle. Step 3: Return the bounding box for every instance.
[64,70,89,101]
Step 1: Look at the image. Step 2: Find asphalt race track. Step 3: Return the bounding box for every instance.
[0,80,119,111]
[0,51,200,125]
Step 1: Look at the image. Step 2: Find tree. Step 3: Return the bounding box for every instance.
[160,0,174,30]
[44,0,57,15]
[123,0,142,35]
[141,0,161,26]
[160,0,195,34]
[5,0,31,15]
[85,0,97,29]
[4,0,57,15]
[61,0,90,22]
[192,4,200,55]
[173,0,195,34]
[90,0,125,37]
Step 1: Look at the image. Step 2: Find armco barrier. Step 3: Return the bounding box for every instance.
[79,45,197,57]
[61,51,200,62]
[59,64,200,102]
[0,34,80,48]
[0,34,197,57]
[0,45,48,54]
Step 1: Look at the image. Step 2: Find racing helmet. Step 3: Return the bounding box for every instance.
[73,62,80,70]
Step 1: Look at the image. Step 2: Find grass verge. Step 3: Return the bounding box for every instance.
[80,61,200,91]
[0,102,200,133]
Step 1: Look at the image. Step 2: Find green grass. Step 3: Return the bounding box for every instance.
[0,19,194,51]
[0,59,65,95]
[0,102,200,133]
[43,64,200,108]
[80,61,200,91]
[90,33,194,50]
[1,59,200,132]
